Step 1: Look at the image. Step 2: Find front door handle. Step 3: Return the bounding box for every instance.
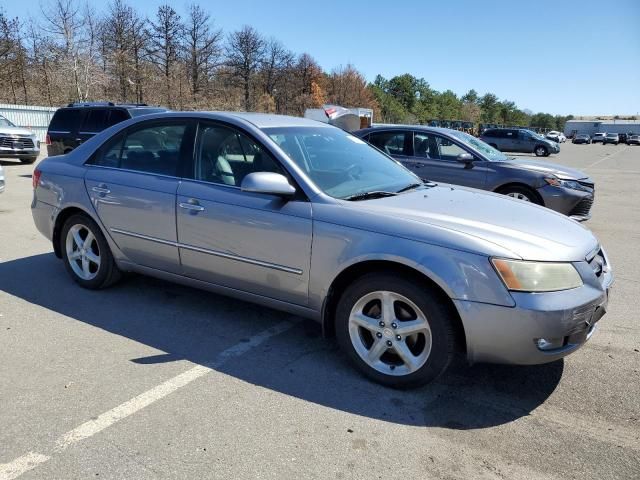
[179,200,205,213]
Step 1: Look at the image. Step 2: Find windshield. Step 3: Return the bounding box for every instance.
[447,129,509,162]
[0,116,16,127]
[522,129,546,140]
[607,133,617,137]
[264,127,420,199]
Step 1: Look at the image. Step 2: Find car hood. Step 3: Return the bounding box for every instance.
[331,185,597,261]
[0,126,35,136]
[501,158,589,180]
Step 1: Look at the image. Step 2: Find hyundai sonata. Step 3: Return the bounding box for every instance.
[31,112,612,388]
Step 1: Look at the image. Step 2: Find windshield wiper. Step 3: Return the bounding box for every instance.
[344,191,398,201]
[396,182,423,193]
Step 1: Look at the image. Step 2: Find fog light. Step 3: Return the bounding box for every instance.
[536,337,563,351]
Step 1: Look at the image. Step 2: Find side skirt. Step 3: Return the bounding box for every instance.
[118,260,321,323]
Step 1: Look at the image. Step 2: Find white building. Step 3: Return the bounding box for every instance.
[564,119,640,137]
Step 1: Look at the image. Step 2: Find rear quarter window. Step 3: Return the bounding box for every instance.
[49,109,83,132]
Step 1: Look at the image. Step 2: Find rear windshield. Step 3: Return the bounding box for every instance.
[49,109,82,132]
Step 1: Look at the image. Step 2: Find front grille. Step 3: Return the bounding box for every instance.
[569,196,594,217]
[0,136,35,149]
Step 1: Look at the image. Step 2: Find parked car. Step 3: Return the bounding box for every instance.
[592,132,606,144]
[46,102,166,157]
[603,133,619,145]
[356,125,595,220]
[31,111,613,388]
[617,133,627,144]
[627,134,640,145]
[0,114,40,164]
[546,131,566,143]
[0,164,4,193]
[572,134,591,144]
[479,128,560,156]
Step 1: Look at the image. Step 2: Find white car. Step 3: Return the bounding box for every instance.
[592,132,607,144]
[546,131,566,143]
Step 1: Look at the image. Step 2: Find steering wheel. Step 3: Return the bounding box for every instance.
[346,164,363,180]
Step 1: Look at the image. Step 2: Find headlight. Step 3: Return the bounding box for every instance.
[544,176,585,191]
[491,258,583,292]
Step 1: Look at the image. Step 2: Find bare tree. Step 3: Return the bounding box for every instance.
[103,0,135,101]
[0,12,22,103]
[147,4,183,107]
[40,0,104,101]
[226,25,264,111]
[183,3,222,102]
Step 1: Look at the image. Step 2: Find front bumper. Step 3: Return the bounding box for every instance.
[455,258,613,365]
[0,145,40,158]
[537,184,594,220]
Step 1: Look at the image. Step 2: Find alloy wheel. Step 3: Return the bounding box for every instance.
[506,192,531,202]
[65,224,101,280]
[348,291,432,376]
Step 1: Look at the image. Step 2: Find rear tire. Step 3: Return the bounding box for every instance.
[60,214,121,289]
[20,156,37,164]
[335,273,456,389]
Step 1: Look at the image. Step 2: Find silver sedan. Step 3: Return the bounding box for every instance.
[31,112,613,388]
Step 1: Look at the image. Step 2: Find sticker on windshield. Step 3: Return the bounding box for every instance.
[346,136,366,144]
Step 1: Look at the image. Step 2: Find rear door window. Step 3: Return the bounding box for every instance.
[94,122,187,176]
[81,109,110,133]
[368,131,409,156]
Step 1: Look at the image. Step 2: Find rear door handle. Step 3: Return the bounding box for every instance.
[179,200,205,213]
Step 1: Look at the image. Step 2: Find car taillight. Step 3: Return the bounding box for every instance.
[33,168,42,189]
[46,134,51,145]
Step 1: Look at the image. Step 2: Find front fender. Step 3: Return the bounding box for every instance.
[309,220,515,313]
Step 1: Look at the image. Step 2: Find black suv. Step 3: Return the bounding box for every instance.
[46,102,166,156]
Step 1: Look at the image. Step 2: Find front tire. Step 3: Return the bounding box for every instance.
[498,185,542,205]
[20,156,38,164]
[60,214,121,289]
[534,145,548,157]
[335,273,456,389]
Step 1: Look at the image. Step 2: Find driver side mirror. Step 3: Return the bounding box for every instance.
[456,153,475,165]
[241,172,296,197]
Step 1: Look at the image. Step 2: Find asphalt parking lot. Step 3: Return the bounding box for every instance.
[1,142,639,479]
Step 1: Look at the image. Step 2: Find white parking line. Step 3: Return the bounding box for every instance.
[585,146,629,170]
[0,453,50,480]
[0,320,296,480]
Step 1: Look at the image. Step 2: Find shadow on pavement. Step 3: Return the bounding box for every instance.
[0,253,564,429]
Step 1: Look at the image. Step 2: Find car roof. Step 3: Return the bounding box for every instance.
[355,124,462,135]
[210,112,330,128]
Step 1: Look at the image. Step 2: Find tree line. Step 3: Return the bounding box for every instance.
[0,0,571,131]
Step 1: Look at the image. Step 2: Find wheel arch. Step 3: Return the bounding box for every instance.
[494,182,544,205]
[321,260,467,354]
[52,205,101,258]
